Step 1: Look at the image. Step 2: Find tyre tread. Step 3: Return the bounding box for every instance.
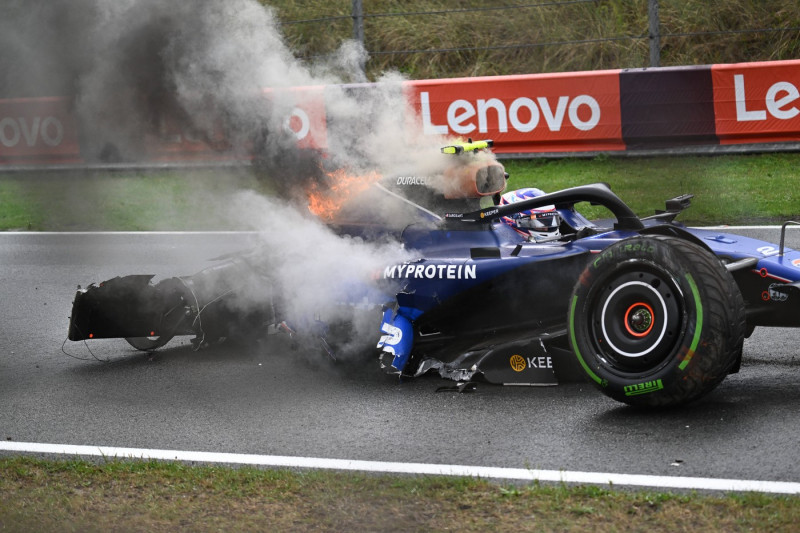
[570,235,746,408]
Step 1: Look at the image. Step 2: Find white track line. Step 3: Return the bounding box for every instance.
[2,441,798,494]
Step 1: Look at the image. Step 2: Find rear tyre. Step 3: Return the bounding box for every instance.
[569,236,745,407]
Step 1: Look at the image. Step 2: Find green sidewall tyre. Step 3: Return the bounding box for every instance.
[569,235,745,407]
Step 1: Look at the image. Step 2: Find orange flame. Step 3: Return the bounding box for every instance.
[307,168,381,221]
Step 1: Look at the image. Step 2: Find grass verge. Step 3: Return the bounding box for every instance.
[1,153,799,231]
[1,457,799,532]
[268,1,800,79]
[0,167,265,232]
[503,152,800,226]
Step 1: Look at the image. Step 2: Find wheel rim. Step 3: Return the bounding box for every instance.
[589,267,684,373]
[624,301,655,337]
[125,336,173,351]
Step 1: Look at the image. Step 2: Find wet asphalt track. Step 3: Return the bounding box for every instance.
[1,229,798,487]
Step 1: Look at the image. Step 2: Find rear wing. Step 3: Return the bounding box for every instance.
[641,194,694,223]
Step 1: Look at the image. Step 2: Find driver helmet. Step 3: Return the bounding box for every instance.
[499,187,561,240]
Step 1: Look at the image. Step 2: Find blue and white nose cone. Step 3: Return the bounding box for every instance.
[377,308,414,374]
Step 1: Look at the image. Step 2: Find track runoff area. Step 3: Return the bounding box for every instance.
[4,227,800,495]
[2,441,799,495]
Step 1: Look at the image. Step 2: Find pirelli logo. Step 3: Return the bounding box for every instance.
[624,379,664,396]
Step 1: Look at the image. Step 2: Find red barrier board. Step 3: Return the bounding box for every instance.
[0,97,82,164]
[143,86,328,161]
[5,61,800,166]
[263,85,328,151]
[404,70,625,153]
[142,113,237,162]
[712,60,800,144]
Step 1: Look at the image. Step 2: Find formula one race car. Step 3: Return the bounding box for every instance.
[67,140,800,408]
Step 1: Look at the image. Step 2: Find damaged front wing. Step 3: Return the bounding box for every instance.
[68,256,278,349]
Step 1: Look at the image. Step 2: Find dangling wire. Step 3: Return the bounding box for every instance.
[178,277,205,350]
[177,277,236,351]
[60,326,109,363]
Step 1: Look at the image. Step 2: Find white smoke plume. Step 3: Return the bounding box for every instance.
[0,0,480,181]
[223,190,409,328]
[2,0,500,356]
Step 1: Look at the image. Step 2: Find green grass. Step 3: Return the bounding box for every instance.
[0,168,263,231]
[1,457,798,532]
[1,153,798,231]
[266,0,800,80]
[0,178,39,230]
[504,153,800,225]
